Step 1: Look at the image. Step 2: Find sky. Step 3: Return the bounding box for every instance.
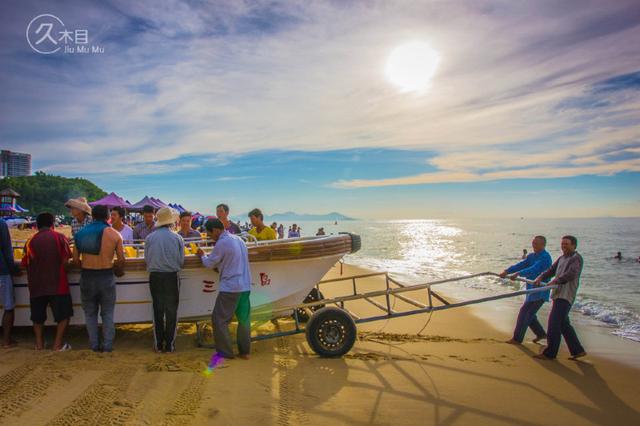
[1,0,639,219]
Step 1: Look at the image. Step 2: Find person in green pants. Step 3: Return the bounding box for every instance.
[197,218,252,359]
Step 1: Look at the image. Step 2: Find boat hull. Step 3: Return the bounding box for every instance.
[10,254,343,327]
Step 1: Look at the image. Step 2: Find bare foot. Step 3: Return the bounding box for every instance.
[2,340,18,349]
[569,352,587,361]
[238,354,250,360]
[532,335,547,344]
[505,339,521,345]
[533,353,554,360]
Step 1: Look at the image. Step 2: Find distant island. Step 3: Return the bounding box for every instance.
[233,211,356,222]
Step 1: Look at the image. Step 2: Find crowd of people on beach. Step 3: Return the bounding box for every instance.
[65,199,312,243]
[0,197,320,359]
[1,196,594,362]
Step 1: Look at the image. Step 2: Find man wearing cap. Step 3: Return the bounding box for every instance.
[73,205,125,352]
[197,218,252,359]
[133,205,156,241]
[144,207,184,353]
[65,197,92,239]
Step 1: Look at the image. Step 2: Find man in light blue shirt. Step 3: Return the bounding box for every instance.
[197,218,252,359]
[499,235,552,345]
[144,207,184,352]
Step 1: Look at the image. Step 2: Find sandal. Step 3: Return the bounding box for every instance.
[55,343,72,352]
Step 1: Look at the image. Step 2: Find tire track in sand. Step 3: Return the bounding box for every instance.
[0,364,32,395]
[0,364,58,422]
[46,367,138,426]
[162,374,206,426]
[275,337,309,426]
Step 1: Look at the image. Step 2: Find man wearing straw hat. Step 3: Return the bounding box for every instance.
[65,197,92,239]
[144,207,184,353]
[197,218,252,360]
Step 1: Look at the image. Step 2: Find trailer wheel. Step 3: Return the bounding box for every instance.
[295,288,325,322]
[305,307,356,357]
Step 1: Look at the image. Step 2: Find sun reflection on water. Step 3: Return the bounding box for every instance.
[347,220,466,283]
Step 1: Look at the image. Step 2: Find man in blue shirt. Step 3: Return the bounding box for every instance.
[197,218,252,360]
[499,235,552,345]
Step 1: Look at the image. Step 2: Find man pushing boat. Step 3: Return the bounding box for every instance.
[197,218,252,360]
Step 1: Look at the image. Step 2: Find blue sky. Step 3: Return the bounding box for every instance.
[1,0,639,218]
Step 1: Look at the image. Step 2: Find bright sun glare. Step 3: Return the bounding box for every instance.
[385,41,440,93]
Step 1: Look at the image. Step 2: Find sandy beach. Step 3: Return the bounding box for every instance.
[0,262,638,425]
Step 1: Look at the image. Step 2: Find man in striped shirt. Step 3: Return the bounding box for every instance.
[533,235,586,361]
[133,205,156,241]
[65,197,92,239]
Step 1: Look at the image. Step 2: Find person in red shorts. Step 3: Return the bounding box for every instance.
[22,212,73,351]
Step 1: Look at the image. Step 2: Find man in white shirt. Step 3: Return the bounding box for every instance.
[111,206,134,243]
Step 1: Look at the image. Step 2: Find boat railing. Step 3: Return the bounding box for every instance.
[11,233,352,260]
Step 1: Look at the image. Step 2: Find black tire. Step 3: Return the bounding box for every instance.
[305,307,357,357]
[294,288,325,322]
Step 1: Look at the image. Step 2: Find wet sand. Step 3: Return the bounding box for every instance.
[0,263,639,425]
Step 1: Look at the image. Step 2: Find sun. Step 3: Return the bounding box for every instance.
[385,41,440,93]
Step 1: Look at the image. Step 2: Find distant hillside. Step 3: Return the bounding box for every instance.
[232,211,356,222]
[0,172,107,215]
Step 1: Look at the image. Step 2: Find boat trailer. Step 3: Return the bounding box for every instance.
[196,271,557,357]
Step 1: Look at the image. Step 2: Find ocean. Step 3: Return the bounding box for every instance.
[293,218,640,343]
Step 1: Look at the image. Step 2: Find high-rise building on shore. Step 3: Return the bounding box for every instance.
[1,150,31,177]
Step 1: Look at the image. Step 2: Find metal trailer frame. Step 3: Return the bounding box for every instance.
[196,271,557,356]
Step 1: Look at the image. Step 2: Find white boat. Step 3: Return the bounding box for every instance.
[10,233,360,327]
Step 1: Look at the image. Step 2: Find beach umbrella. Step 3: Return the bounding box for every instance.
[165,202,182,212]
[89,192,130,209]
[129,196,161,212]
[151,197,169,208]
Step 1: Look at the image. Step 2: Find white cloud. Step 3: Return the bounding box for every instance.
[3,0,640,182]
